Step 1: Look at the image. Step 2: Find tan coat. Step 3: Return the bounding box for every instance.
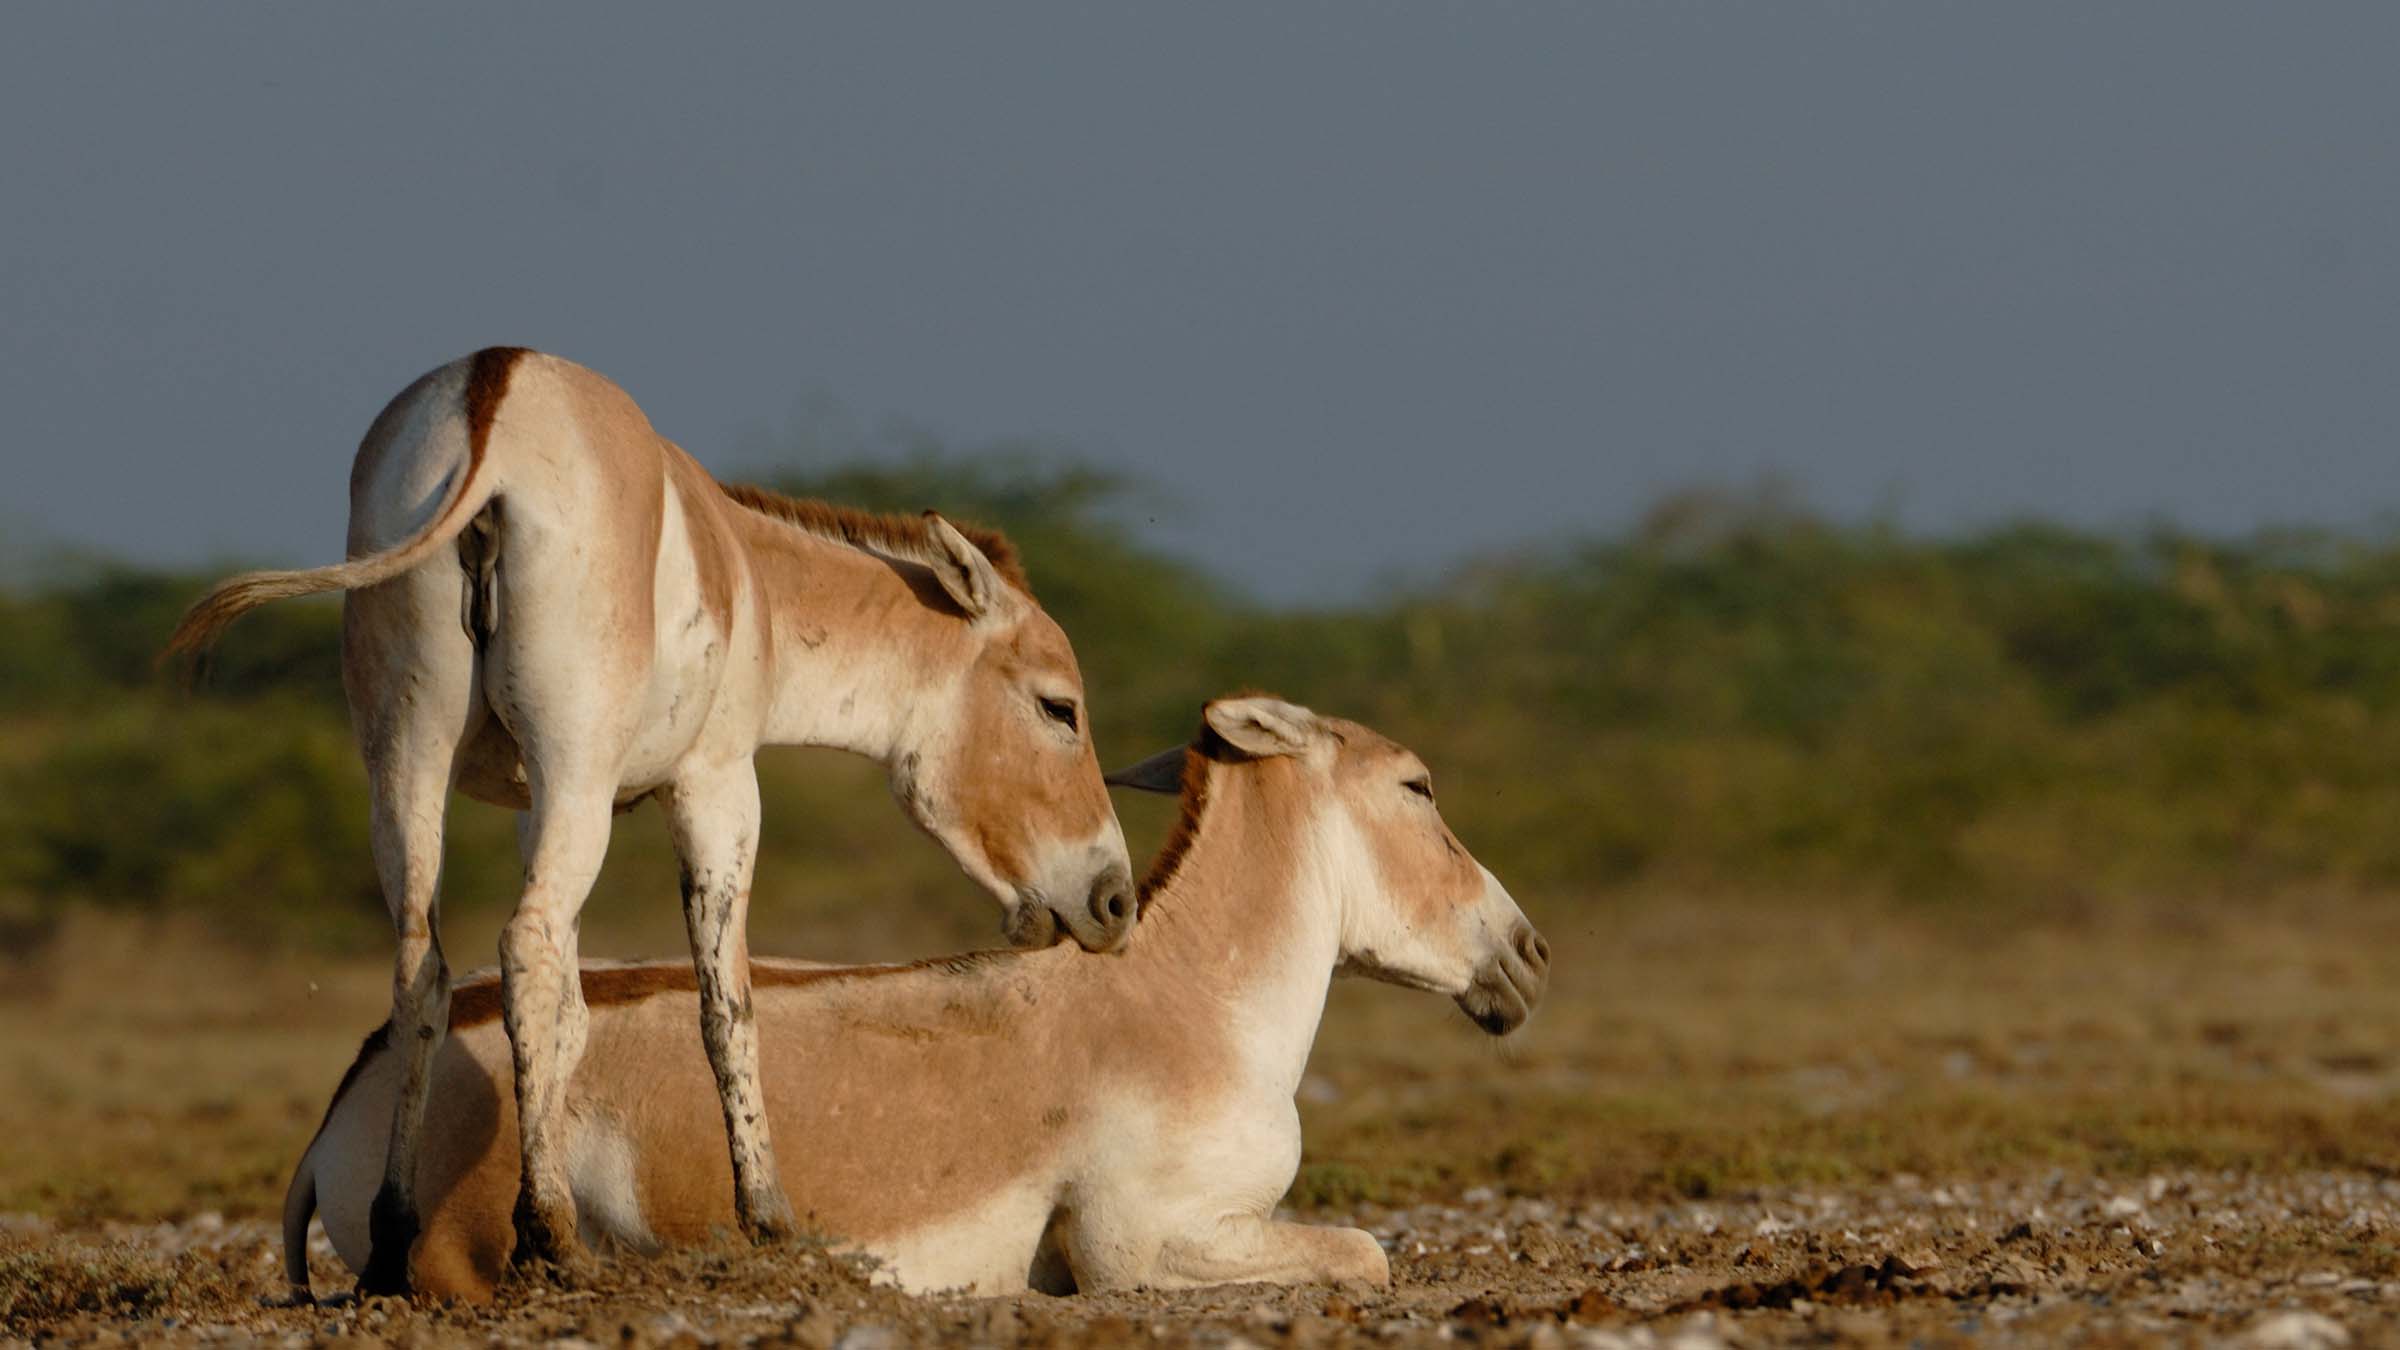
[285,697,1549,1299]
[167,349,1134,1285]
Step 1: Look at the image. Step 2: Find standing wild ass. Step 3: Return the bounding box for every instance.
[281,695,1549,1299]
[165,348,1135,1292]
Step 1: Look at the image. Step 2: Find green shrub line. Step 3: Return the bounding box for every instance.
[8,457,2400,948]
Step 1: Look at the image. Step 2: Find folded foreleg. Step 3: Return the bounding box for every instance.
[1152,1214,1391,1289]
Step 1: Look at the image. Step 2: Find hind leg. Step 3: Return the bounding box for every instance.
[341,576,482,1297]
[479,542,652,1273]
[497,780,616,1275]
[357,750,456,1297]
[660,758,796,1241]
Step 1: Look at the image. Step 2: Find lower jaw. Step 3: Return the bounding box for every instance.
[1457,993,1526,1036]
[1004,910,1061,948]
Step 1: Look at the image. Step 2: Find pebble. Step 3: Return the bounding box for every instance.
[2245,1310,2351,1349]
[831,1324,899,1350]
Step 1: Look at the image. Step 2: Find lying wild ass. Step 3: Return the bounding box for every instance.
[166,348,1134,1291]
[283,695,1549,1299]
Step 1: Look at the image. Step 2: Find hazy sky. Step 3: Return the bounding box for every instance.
[5,4,2397,599]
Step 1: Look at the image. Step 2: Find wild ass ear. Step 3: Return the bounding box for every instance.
[924,512,1004,620]
[1203,696,1317,759]
[1105,745,1188,794]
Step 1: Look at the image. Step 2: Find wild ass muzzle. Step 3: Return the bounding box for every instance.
[164,348,1134,1292]
[280,695,1548,1300]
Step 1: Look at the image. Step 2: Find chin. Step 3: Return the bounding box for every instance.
[1455,948,1544,1035]
[1455,993,1528,1037]
[1002,904,1064,948]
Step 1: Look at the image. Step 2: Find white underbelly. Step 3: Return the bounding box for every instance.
[865,1179,1059,1295]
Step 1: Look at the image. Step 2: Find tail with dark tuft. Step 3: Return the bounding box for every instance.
[157,350,520,681]
[278,1153,319,1305]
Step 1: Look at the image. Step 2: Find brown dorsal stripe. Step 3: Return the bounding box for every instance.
[462,346,532,463]
[302,956,1018,1158]
[444,951,1014,1032]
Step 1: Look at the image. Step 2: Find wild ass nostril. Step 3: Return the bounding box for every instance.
[1087,871,1135,932]
[1517,926,1550,974]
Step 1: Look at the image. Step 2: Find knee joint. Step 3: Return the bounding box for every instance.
[499,912,567,965]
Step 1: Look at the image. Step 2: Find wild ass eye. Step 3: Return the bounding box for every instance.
[1037,696,1079,732]
[1402,776,1434,801]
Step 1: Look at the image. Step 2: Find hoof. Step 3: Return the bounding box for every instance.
[745,1219,803,1246]
[257,1288,315,1309]
[354,1253,412,1300]
[740,1195,804,1245]
[509,1179,603,1288]
[363,1184,418,1298]
[734,1181,801,1249]
[502,1249,603,1292]
[508,1220,597,1285]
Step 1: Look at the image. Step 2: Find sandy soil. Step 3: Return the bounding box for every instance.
[7,1169,2393,1347]
[11,900,2400,1347]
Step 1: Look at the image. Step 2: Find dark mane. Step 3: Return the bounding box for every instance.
[716,481,1032,595]
[1135,726,1240,906]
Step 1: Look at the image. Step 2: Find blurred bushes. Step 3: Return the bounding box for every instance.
[5,699,375,918]
[7,458,2400,951]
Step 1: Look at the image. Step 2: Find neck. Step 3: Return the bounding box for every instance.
[736,513,971,762]
[1100,759,1347,1096]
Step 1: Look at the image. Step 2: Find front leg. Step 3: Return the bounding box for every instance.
[1152,1215,1391,1289]
[660,759,798,1242]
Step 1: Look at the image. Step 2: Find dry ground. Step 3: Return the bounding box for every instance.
[8,889,2400,1345]
[8,1170,2399,1347]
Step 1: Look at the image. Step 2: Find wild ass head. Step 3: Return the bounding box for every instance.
[895,513,1136,953]
[1109,695,1549,1033]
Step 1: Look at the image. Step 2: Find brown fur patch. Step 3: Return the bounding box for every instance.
[717,482,1032,595]
[461,346,532,465]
